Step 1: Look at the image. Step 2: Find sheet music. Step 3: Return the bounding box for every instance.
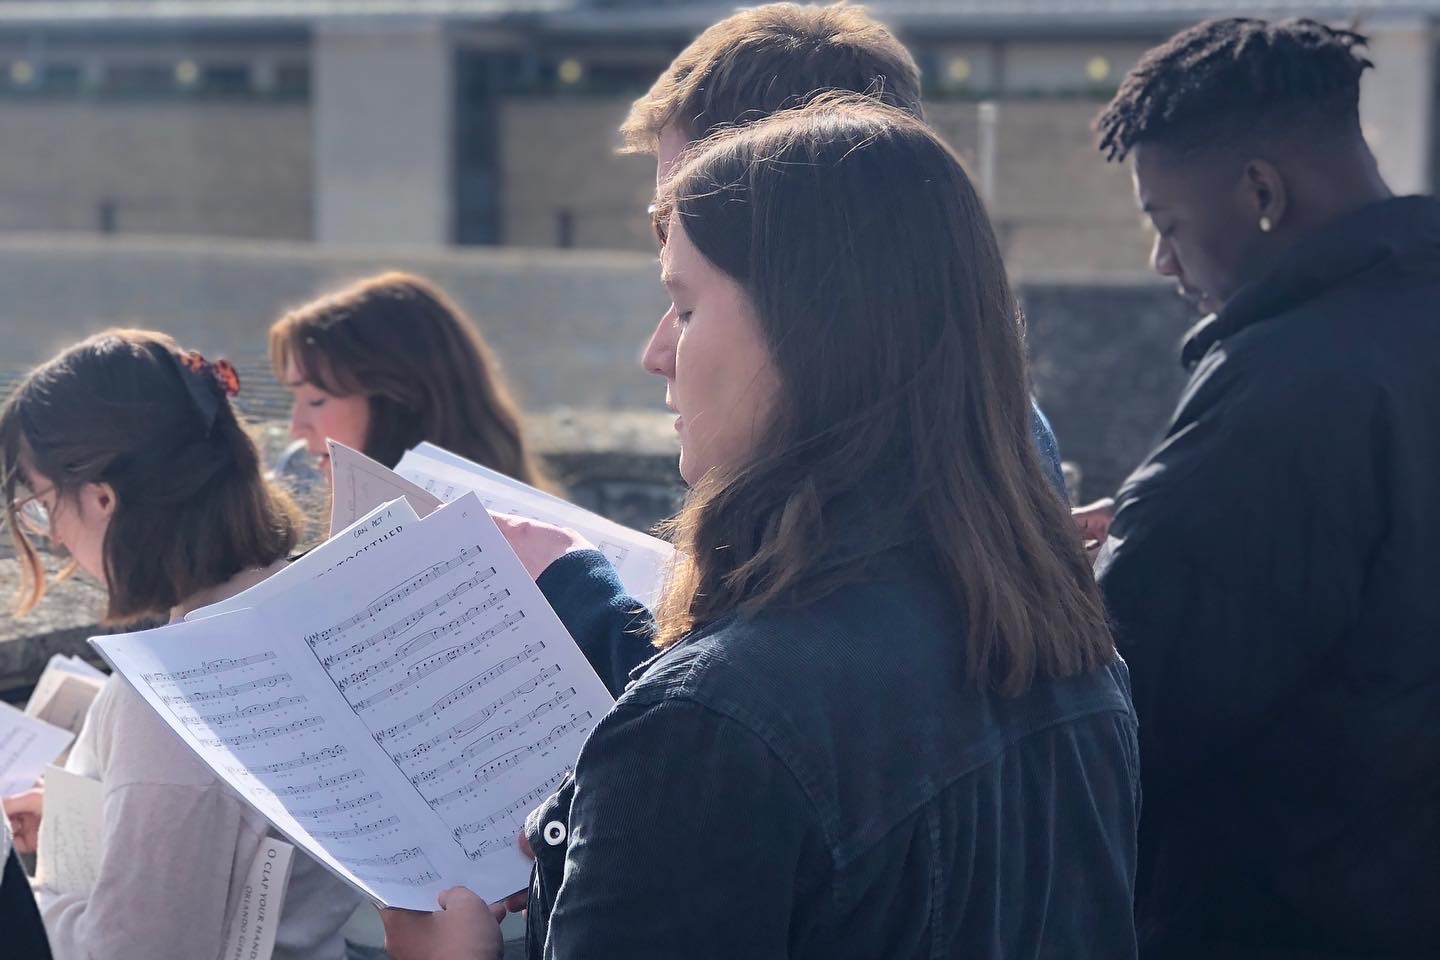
[36,765,105,897]
[187,498,420,623]
[0,701,74,796]
[411,442,579,510]
[396,443,673,604]
[26,656,106,736]
[327,440,443,535]
[94,493,615,910]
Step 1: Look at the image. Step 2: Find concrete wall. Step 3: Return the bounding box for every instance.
[0,101,312,239]
[498,95,1154,274]
[0,235,1193,500]
[1360,24,1436,195]
[0,235,667,412]
[498,97,657,250]
[313,23,454,245]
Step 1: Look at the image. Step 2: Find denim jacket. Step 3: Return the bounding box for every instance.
[526,550,1139,959]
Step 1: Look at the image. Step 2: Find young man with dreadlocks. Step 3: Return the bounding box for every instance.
[1093,17,1440,959]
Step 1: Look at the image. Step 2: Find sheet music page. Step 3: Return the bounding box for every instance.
[26,657,106,734]
[327,440,443,535]
[35,764,105,897]
[0,701,74,796]
[94,608,437,907]
[94,494,615,909]
[64,655,106,681]
[187,498,420,623]
[411,442,578,509]
[396,445,673,604]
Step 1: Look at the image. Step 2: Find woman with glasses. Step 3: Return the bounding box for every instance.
[1,329,361,960]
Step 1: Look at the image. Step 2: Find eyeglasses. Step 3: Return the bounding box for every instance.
[9,490,52,538]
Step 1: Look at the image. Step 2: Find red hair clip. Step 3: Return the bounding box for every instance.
[211,358,241,398]
[178,350,241,398]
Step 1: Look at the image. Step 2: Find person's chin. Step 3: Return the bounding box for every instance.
[1178,285,1218,316]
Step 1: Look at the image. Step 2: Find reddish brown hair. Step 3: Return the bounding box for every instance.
[269,272,553,489]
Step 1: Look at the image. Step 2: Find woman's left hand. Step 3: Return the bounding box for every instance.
[381,887,505,960]
[490,512,595,580]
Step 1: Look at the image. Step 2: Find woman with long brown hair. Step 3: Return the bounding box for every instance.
[385,98,1139,960]
[270,271,551,487]
[0,330,361,960]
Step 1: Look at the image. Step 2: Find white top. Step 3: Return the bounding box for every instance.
[37,676,361,960]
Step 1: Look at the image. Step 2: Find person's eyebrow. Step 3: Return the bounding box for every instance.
[661,270,688,293]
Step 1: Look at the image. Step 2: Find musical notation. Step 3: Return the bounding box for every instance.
[430,715,591,809]
[349,847,423,868]
[161,673,291,705]
[144,651,278,683]
[352,629,536,714]
[313,816,401,840]
[305,548,482,648]
[337,596,512,691]
[453,770,569,840]
[370,642,547,736]
[179,695,309,728]
[271,768,364,798]
[199,715,323,748]
[297,791,383,819]
[407,691,574,785]
[448,670,564,739]
[249,744,347,775]
[406,612,526,676]
[354,867,440,887]
[319,573,501,670]
[464,835,514,861]
[596,540,631,564]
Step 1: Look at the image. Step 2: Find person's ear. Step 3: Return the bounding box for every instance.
[1240,159,1287,234]
[79,481,118,519]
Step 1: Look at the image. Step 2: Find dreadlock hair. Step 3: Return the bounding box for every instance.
[1096,17,1373,162]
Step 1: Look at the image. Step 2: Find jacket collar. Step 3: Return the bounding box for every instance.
[1181,195,1440,370]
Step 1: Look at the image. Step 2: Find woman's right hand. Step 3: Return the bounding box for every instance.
[381,887,505,960]
[489,513,595,580]
[1072,498,1116,558]
[3,787,45,855]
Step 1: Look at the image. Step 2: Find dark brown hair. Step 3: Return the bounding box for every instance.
[652,97,1113,694]
[620,2,922,153]
[269,271,553,488]
[1,329,302,620]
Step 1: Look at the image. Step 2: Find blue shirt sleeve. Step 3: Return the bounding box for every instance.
[1031,399,1067,498]
[535,550,655,697]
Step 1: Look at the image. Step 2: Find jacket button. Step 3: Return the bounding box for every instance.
[543,821,567,846]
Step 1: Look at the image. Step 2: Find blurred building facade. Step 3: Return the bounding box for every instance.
[0,0,1433,274]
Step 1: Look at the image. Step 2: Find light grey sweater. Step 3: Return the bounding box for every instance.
[37,676,361,960]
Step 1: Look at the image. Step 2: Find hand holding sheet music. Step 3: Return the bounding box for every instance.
[0,701,74,797]
[396,442,674,604]
[93,494,616,910]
